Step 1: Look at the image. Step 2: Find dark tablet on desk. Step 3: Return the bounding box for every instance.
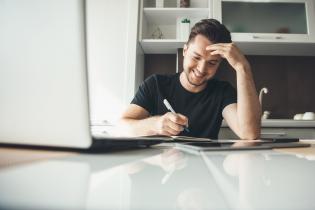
[175,141,310,152]
[261,138,299,143]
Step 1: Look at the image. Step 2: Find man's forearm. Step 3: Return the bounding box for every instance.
[236,65,261,139]
[118,116,159,137]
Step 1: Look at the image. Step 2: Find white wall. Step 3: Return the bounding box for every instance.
[124,0,144,107]
[86,0,143,125]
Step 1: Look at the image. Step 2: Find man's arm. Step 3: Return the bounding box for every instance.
[118,104,188,137]
[222,65,261,139]
[207,43,261,139]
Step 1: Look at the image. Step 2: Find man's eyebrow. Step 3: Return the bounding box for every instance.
[192,51,201,57]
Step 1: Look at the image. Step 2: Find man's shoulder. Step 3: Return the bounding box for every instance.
[150,73,178,80]
[145,73,178,84]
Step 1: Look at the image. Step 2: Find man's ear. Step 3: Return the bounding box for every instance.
[183,43,188,56]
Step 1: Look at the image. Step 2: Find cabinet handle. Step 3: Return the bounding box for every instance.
[252,35,283,40]
[261,132,286,136]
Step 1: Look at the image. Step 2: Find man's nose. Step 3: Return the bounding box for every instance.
[197,60,207,73]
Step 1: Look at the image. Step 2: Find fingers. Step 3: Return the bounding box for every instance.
[167,112,188,127]
[160,128,178,136]
[206,43,229,56]
[160,124,182,136]
[206,43,238,54]
[206,42,235,51]
[206,43,226,49]
[209,49,226,58]
[206,43,248,71]
[157,112,189,136]
[165,113,187,134]
[168,120,184,132]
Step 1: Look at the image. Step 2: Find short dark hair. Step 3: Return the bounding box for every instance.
[187,19,232,44]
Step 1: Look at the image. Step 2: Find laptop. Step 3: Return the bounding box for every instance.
[0,0,162,150]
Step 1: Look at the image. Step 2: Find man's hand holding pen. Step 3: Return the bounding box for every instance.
[154,112,189,136]
[149,99,189,136]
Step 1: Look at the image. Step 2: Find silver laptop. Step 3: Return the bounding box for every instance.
[0,0,161,149]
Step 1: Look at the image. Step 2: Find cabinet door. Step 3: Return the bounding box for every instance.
[213,0,315,43]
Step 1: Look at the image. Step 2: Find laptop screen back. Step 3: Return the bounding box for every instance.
[0,0,92,148]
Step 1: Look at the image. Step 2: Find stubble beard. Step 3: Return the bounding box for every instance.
[184,69,207,87]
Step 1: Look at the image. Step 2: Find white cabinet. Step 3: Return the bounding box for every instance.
[219,119,315,139]
[219,127,315,139]
[212,0,315,55]
[140,0,210,53]
[139,0,315,55]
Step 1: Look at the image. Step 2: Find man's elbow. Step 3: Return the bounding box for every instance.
[240,133,260,140]
[239,127,261,140]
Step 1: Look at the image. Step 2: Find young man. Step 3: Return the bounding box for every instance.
[119,19,261,139]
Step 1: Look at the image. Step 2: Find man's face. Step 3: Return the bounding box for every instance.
[182,34,221,88]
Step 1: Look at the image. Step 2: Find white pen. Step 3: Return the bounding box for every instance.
[163,99,189,132]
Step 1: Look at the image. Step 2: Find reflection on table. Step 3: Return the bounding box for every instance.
[0,145,315,210]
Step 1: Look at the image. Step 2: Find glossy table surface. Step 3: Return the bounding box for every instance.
[1,142,315,210]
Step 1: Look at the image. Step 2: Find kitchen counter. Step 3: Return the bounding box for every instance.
[221,119,315,128]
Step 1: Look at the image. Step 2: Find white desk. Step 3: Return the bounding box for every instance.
[0,142,315,210]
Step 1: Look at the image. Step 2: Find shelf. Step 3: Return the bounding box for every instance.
[140,39,315,55]
[143,8,209,25]
[140,39,186,54]
[236,41,315,56]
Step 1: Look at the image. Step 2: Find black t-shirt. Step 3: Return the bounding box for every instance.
[131,73,237,139]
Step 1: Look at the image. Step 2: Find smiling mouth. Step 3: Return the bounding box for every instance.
[192,69,205,79]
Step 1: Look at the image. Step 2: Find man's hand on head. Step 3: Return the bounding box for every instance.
[206,42,250,72]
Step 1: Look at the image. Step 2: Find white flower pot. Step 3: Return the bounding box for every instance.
[180,22,190,41]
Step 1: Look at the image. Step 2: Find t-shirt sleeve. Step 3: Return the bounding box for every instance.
[131,75,156,114]
[221,82,237,110]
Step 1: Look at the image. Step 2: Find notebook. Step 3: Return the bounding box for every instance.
[133,135,213,142]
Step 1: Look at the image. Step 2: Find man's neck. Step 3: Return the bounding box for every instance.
[179,72,207,93]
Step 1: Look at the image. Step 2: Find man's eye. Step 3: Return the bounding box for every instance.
[208,61,219,66]
[193,56,200,60]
